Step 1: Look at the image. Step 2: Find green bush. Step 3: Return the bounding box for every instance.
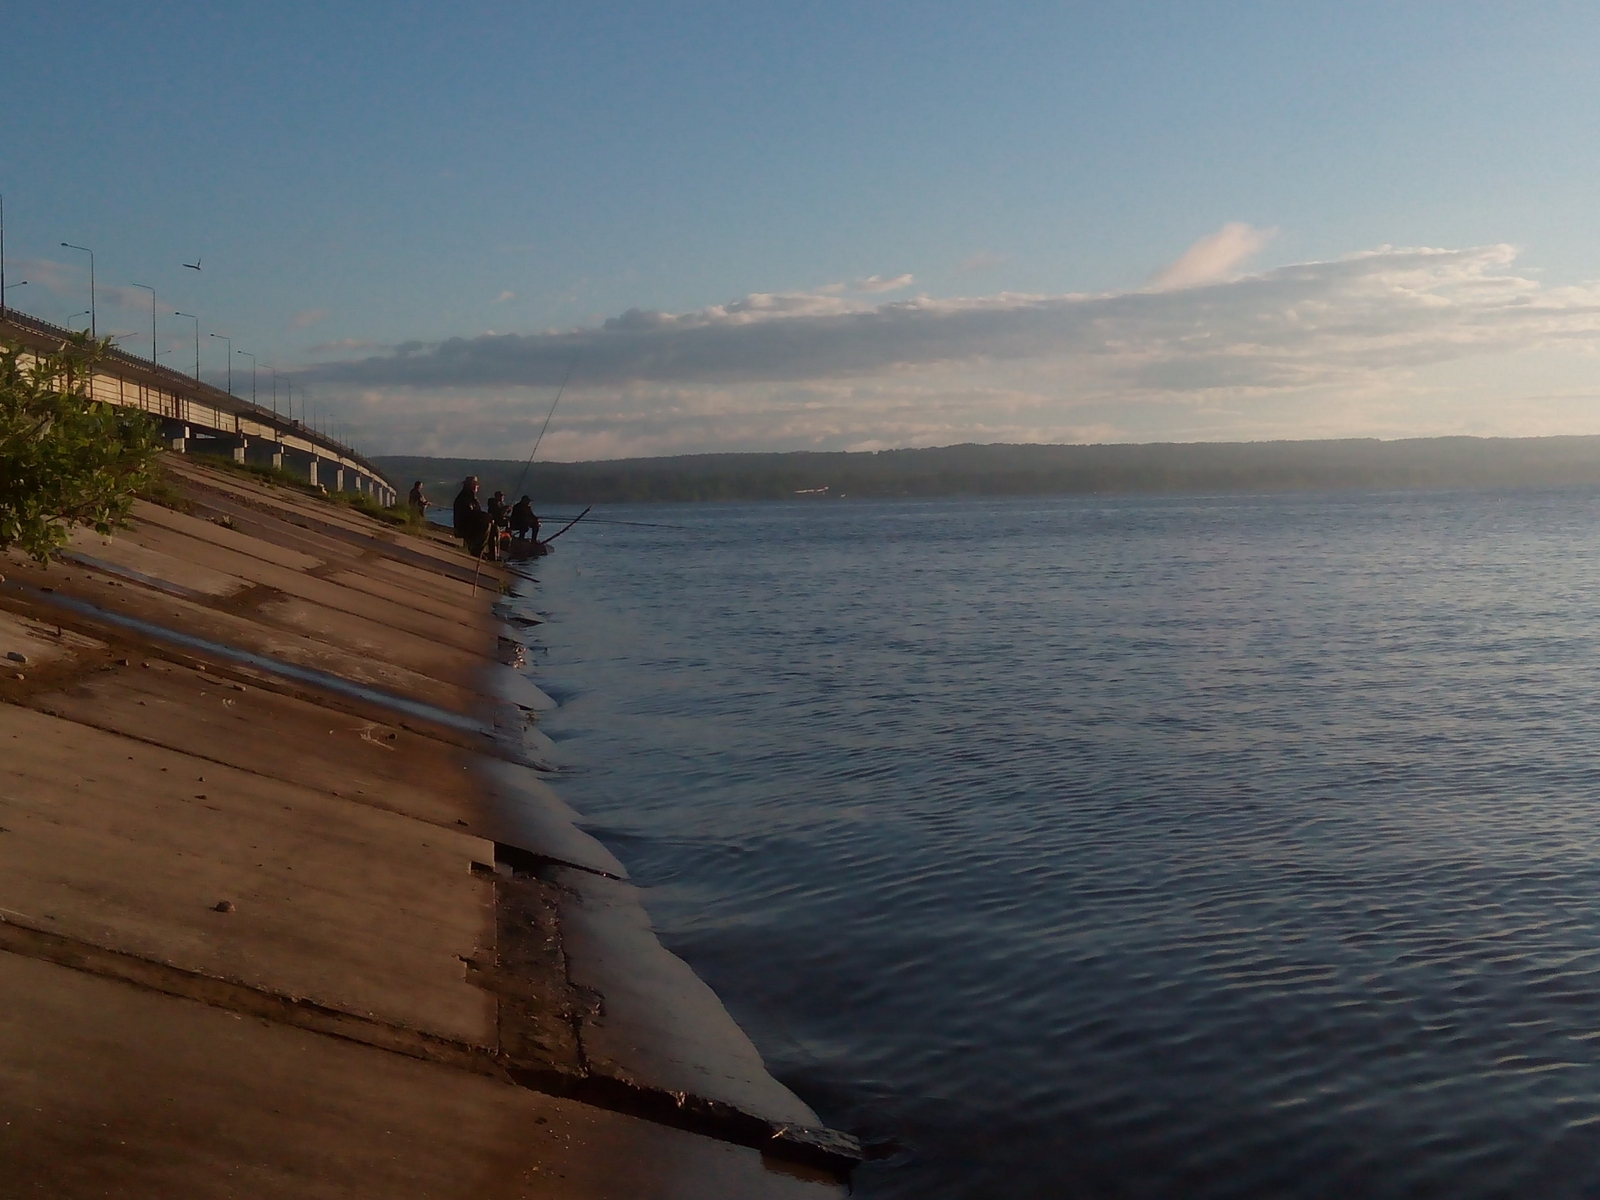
[0,336,162,564]
[329,487,417,528]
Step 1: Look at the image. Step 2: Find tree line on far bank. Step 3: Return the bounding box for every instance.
[378,436,1600,506]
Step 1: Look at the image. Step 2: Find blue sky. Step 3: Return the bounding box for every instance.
[6,2,1600,457]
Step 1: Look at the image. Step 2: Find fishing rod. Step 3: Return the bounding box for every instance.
[543,505,591,543]
[512,352,577,500]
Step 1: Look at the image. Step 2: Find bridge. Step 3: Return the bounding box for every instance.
[1,309,397,506]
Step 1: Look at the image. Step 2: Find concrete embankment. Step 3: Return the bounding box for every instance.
[0,456,854,1198]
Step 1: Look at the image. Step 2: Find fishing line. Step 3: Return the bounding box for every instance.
[512,351,577,500]
[537,514,685,530]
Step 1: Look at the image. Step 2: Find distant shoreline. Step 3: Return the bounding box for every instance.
[378,434,1600,506]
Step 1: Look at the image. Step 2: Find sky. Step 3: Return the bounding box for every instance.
[6,1,1600,460]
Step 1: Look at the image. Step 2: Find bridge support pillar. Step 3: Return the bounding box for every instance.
[308,458,319,488]
[334,467,345,492]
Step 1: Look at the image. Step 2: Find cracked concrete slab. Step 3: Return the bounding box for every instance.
[550,865,821,1130]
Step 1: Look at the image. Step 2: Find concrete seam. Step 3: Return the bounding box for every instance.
[0,914,501,1077]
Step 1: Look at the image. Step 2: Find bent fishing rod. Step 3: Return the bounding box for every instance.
[472,502,591,597]
[542,505,591,543]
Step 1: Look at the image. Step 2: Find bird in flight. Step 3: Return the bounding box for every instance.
[183,256,202,271]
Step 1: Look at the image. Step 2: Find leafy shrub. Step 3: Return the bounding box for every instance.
[0,336,162,564]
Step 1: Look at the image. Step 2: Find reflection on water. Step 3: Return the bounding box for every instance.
[516,489,1600,1199]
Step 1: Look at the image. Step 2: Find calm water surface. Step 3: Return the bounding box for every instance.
[512,489,1600,1199]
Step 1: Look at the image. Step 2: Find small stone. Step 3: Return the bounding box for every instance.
[117,658,131,667]
[141,661,151,668]
[195,794,206,799]
[231,683,246,692]
[12,673,22,682]
[211,900,235,913]
[5,651,26,664]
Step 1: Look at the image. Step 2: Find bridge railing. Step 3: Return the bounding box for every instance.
[1,307,397,505]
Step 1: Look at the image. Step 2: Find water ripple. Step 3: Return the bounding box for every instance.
[524,489,1600,1199]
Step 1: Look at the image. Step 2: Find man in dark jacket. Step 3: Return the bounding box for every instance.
[408,480,429,519]
[452,476,491,557]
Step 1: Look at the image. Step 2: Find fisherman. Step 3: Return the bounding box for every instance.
[407,480,429,519]
[452,476,492,558]
[510,495,539,542]
[487,491,508,524]
[486,490,512,558]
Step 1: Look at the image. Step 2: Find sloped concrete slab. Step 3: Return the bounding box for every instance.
[550,866,819,1129]
[495,664,558,712]
[132,498,325,571]
[0,952,844,1199]
[9,559,482,713]
[478,759,629,879]
[253,593,489,680]
[0,706,496,1044]
[30,661,622,877]
[66,528,246,597]
[28,660,483,827]
[0,609,105,669]
[123,518,490,650]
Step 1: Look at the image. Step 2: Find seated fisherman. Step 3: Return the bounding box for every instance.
[510,496,539,542]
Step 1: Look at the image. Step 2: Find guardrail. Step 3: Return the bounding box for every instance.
[0,308,397,506]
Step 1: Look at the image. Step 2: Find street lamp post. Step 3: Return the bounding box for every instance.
[263,366,277,420]
[237,350,256,407]
[285,378,293,426]
[130,284,156,363]
[174,312,199,380]
[209,332,232,394]
[59,243,95,338]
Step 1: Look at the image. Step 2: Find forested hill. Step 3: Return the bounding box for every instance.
[376,436,1600,505]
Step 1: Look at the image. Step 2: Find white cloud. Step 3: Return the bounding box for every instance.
[305,242,1600,458]
[1148,222,1278,290]
[853,273,915,293]
[310,243,1597,392]
[291,308,330,329]
[960,251,1007,272]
